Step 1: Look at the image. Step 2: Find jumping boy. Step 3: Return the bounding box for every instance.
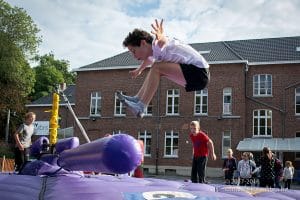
[117,19,209,117]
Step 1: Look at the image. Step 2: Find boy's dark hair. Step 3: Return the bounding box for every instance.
[123,29,153,47]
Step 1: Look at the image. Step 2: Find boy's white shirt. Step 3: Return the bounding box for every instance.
[151,37,209,69]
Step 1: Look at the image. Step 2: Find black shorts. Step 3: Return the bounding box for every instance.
[180,64,210,92]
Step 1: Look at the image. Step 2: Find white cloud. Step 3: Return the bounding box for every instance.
[5,0,300,70]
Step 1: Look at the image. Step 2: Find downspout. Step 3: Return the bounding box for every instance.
[155,82,161,175]
[244,63,249,139]
[283,81,300,138]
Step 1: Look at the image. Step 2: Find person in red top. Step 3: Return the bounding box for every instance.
[133,140,144,178]
[189,121,216,183]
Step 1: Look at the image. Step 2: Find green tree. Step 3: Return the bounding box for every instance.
[36,53,76,84]
[33,63,64,100]
[32,53,76,100]
[0,33,36,140]
[0,0,41,57]
[0,1,40,140]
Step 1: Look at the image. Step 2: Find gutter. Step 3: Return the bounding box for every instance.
[155,81,161,175]
[73,60,300,72]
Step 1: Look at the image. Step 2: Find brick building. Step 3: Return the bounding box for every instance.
[28,36,300,177]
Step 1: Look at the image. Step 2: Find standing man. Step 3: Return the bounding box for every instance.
[14,112,36,172]
[189,121,216,183]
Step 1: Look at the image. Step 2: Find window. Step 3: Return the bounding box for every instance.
[112,130,122,135]
[166,89,179,115]
[253,74,272,96]
[138,131,152,157]
[90,92,101,116]
[222,131,231,158]
[296,132,300,160]
[253,110,272,136]
[164,131,179,157]
[194,89,208,115]
[144,101,153,116]
[296,88,300,115]
[223,88,232,115]
[114,92,126,116]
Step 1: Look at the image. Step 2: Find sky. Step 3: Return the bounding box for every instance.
[5,0,300,70]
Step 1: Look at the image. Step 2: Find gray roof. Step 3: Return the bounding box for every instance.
[237,137,300,152]
[26,85,76,106]
[226,36,300,63]
[75,36,300,71]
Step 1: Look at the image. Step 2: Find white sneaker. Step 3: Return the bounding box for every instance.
[116,91,139,103]
[124,100,145,118]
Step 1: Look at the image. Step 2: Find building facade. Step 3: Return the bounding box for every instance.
[28,36,300,177]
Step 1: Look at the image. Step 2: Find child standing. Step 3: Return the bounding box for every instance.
[237,152,256,186]
[14,112,36,171]
[222,148,237,185]
[283,161,294,189]
[117,19,209,117]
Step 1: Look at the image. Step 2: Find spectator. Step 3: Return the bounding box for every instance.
[237,152,256,186]
[283,161,294,189]
[273,154,283,189]
[248,152,258,186]
[222,148,237,185]
[133,140,144,178]
[14,112,36,172]
[259,147,275,188]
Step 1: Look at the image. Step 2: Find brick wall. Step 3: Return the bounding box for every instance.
[28,62,300,173]
[73,64,248,168]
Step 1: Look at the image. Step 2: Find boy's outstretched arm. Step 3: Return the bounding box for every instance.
[151,19,167,48]
[129,58,153,78]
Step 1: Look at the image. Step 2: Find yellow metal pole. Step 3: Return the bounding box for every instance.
[49,92,59,145]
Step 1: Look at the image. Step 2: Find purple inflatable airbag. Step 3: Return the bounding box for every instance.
[57,134,142,174]
[30,136,49,157]
[55,137,80,154]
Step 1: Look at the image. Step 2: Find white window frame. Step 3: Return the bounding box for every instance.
[253,74,272,97]
[166,89,179,115]
[144,101,153,116]
[295,88,300,115]
[222,130,231,158]
[295,132,300,160]
[253,109,272,137]
[114,92,126,116]
[112,130,122,135]
[138,130,152,157]
[223,87,232,115]
[90,92,101,116]
[194,88,208,115]
[164,131,179,158]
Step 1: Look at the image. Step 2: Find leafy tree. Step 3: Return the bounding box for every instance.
[32,53,76,100]
[0,32,36,140]
[0,1,39,139]
[33,63,64,100]
[36,53,76,84]
[0,0,41,58]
